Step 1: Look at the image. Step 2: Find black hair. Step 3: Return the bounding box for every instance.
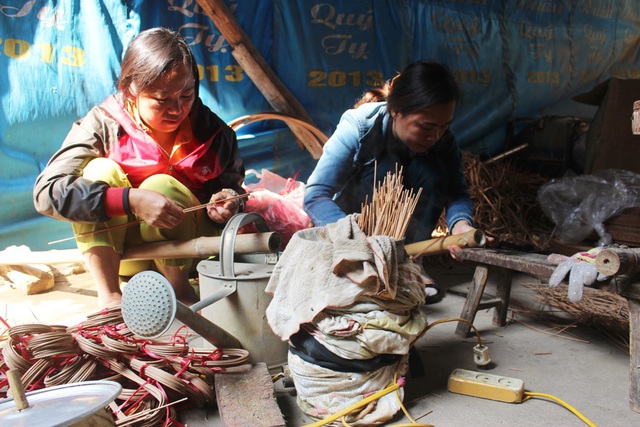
[386,60,461,115]
[117,27,199,98]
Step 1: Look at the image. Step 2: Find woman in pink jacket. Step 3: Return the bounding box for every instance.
[34,28,246,309]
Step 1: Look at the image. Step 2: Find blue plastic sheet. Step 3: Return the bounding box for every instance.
[2,0,640,249]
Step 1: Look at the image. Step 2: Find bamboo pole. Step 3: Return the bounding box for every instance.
[122,232,280,261]
[6,369,29,411]
[0,233,280,265]
[195,0,326,158]
[405,229,487,258]
[595,248,640,276]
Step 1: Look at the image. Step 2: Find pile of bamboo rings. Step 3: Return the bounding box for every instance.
[1,306,249,426]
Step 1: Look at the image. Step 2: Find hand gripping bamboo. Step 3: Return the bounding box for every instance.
[405,228,487,258]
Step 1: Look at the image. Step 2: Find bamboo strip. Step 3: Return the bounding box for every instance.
[182,192,250,212]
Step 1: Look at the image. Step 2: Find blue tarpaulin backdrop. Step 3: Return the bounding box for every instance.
[1,0,640,250]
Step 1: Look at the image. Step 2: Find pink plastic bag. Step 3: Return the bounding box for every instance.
[243,169,312,248]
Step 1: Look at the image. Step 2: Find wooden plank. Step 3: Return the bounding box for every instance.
[492,267,513,327]
[622,283,640,300]
[455,248,556,278]
[456,265,489,338]
[602,276,640,299]
[630,299,640,413]
[477,298,501,310]
[195,0,325,158]
[215,363,286,427]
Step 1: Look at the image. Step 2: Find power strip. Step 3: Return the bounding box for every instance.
[447,368,525,403]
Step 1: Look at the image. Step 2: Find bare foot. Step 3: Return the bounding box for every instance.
[98,293,122,310]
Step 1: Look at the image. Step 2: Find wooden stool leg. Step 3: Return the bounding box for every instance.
[456,265,489,338]
[492,267,513,327]
[629,299,640,413]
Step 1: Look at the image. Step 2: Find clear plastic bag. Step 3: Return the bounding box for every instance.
[537,169,640,245]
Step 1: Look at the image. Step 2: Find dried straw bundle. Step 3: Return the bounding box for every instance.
[525,282,629,350]
[357,165,422,240]
[436,152,554,249]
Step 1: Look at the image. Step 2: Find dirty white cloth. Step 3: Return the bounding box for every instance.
[266,215,431,425]
[265,215,398,340]
[308,261,430,360]
[289,352,407,426]
[310,307,428,360]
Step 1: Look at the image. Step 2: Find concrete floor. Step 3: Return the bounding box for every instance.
[398,263,636,427]
[2,261,638,426]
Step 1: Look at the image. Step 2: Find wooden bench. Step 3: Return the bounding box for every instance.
[451,247,640,414]
[452,248,556,338]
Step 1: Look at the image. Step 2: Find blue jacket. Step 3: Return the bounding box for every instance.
[303,102,474,243]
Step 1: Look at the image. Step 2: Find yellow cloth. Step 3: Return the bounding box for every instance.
[72,158,220,276]
[574,247,603,264]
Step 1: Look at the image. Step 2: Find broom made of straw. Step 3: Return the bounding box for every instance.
[356,164,422,240]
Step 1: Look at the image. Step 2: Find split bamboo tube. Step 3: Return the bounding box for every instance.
[0,233,281,265]
[405,228,487,258]
[122,232,281,261]
[595,247,640,276]
[356,165,421,240]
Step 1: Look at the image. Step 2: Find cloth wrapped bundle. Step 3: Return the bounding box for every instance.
[265,215,431,425]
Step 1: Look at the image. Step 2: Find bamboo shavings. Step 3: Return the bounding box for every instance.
[357,165,422,240]
[21,358,53,389]
[28,331,79,358]
[2,338,32,372]
[511,282,630,352]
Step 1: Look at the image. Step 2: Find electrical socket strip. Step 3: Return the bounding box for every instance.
[447,368,525,403]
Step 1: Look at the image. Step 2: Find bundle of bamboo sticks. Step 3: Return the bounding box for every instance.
[356,165,422,240]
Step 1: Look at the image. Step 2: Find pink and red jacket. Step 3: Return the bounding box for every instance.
[34,94,245,223]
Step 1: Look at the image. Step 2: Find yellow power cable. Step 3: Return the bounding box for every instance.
[427,319,597,426]
[302,380,402,427]
[302,317,481,427]
[523,391,597,427]
[424,317,484,347]
[391,387,435,427]
[302,317,597,426]
[303,376,434,427]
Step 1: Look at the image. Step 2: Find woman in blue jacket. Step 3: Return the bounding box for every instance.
[304,60,475,247]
